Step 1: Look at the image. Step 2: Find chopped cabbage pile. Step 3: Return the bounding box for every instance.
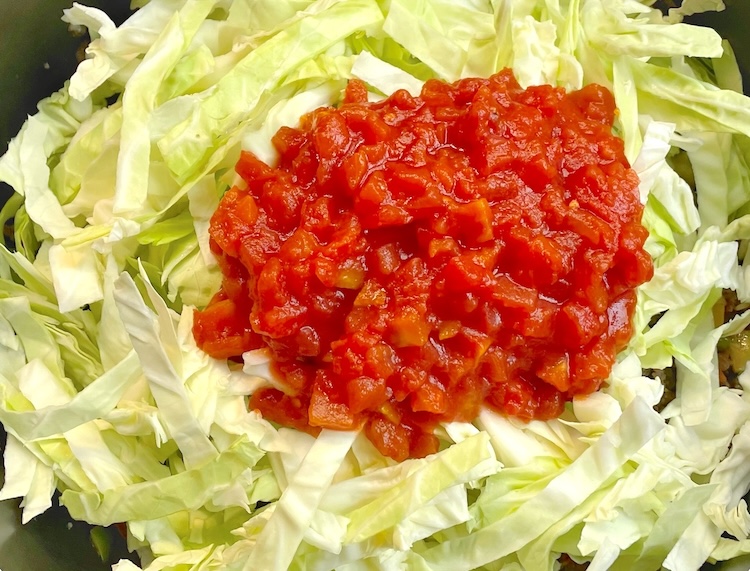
[3,0,750,569]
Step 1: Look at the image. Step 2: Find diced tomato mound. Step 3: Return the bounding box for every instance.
[193,69,653,461]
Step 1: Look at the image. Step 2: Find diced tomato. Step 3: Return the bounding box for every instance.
[192,298,259,360]
[365,416,411,462]
[194,69,652,460]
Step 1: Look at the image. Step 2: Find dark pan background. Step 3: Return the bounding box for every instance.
[0,1,748,570]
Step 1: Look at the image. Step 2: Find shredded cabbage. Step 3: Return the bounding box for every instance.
[2,1,750,570]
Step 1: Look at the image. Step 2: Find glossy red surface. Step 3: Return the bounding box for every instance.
[194,70,652,460]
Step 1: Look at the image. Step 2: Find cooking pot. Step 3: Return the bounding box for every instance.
[0,1,748,570]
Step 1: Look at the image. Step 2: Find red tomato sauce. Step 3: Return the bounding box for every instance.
[193,70,653,461]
